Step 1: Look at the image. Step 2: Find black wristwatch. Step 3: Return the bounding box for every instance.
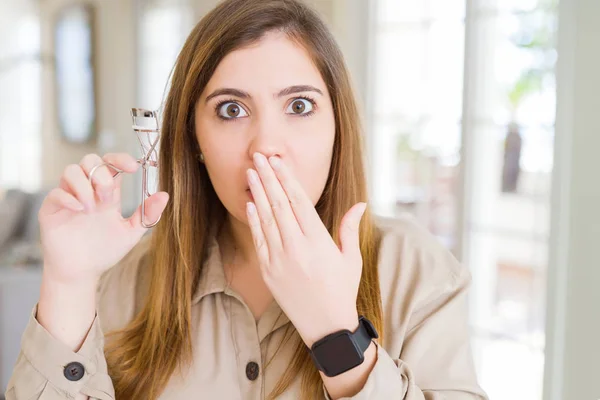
[309,316,379,377]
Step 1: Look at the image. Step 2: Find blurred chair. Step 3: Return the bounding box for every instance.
[0,188,46,393]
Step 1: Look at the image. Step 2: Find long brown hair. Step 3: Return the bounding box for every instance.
[104,0,383,398]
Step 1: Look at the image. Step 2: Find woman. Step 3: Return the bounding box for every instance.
[7,0,488,399]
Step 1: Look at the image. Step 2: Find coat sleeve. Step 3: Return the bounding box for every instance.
[5,234,151,400]
[325,268,488,399]
[325,216,488,399]
[4,305,115,400]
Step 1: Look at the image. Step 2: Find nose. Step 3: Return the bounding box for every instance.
[247,118,285,161]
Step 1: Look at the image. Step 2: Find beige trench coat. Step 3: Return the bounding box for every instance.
[6,216,488,399]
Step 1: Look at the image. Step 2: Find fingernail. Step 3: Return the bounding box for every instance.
[269,156,281,170]
[246,202,256,215]
[253,152,266,167]
[358,202,367,216]
[247,169,259,184]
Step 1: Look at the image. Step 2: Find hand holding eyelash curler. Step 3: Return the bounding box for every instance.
[88,108,162,228]
[37,107,169,289]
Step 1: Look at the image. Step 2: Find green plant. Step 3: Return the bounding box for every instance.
[507,0,558,115]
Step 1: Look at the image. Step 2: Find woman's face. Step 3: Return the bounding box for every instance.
[195,31,336,225]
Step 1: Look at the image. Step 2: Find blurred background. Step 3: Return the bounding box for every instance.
[0,0,598,399]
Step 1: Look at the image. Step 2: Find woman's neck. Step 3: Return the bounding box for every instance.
[220,214,260,268]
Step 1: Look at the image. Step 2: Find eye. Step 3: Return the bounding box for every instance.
[216,101,249,120]
[286,98,314,115]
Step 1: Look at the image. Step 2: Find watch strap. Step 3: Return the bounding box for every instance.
[354,316,378,352]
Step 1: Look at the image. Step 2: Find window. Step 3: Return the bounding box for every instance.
[0,2,41,192]
[368,1,558,399]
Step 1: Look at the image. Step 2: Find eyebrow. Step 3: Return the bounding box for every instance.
[204,85,324,103]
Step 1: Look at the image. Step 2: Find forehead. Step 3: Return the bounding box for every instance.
[204,31,325,93]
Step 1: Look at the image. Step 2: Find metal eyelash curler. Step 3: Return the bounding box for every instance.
[88,108,162,228]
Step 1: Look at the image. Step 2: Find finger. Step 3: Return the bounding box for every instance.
[247,168,283,253]
[267,155,323,236]
[339,202,367,257]
[80,153,138,203]
[127,191,169,234]
[99,153,139,209]
[246,201,270,267]
[40,188,85,215]
[61,164,96,212]
[101,152,139,173]
[80,155,114,203]
[252,152,302,246]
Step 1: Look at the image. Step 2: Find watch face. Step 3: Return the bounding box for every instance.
[311,332,363,377]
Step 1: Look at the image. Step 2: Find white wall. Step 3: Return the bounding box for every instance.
[543,0,600,399]
[39,0,138,211]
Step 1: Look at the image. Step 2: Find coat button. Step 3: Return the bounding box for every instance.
[64,362,85,381]
[245,361,260,381]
